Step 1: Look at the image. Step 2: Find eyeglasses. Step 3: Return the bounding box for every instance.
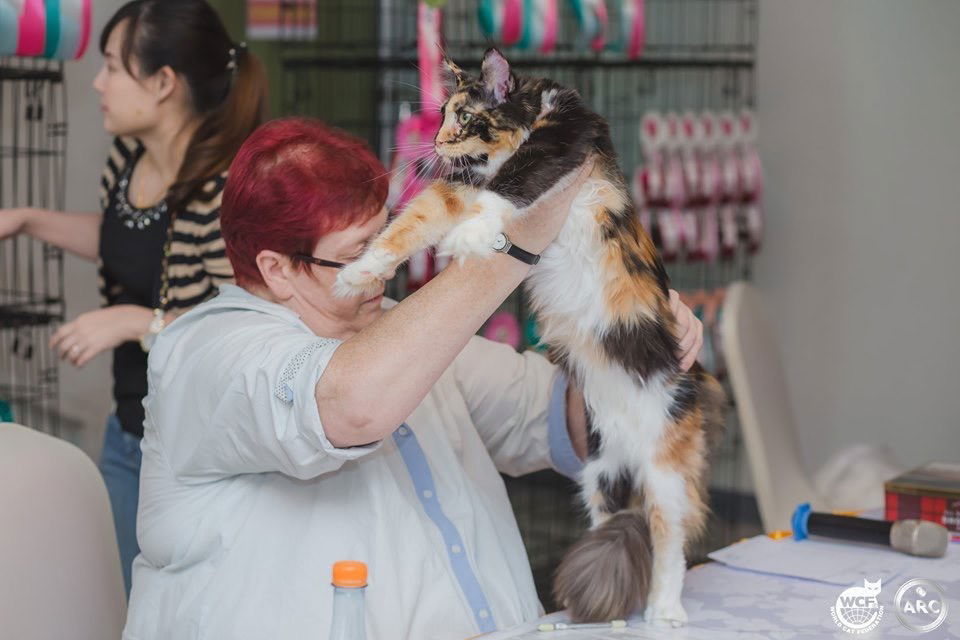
[292,253,347,270]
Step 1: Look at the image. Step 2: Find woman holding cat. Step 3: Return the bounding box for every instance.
[126,117,702,640]
[0,0,266,596]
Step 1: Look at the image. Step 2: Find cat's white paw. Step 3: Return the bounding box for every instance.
[438,215,504,262]
[644,600,688,629]
[334,249,395,298]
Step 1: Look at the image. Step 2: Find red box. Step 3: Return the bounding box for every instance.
[884,462,960,532]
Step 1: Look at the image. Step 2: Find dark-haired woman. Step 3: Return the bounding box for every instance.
[0,0,267,595]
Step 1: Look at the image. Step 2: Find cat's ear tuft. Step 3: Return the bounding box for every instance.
[481,48,515,105]
[442,54,467,89]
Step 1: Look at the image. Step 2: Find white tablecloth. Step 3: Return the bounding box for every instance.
[487,540,960,639]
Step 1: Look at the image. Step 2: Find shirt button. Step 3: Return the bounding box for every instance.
[422,489,433,499]
[397,426,409,436]
[451,544,462,554]
[478,609,489,619]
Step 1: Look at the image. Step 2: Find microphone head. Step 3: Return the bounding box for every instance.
[890,520,949,558]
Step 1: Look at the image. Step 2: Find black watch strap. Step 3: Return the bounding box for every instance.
[506,242,541,265]
[494,232,541,265]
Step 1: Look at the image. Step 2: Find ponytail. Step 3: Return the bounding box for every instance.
[168,47,267,213]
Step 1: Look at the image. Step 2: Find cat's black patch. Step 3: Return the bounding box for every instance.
[600,317,679,381]
[598,470,634,514]
[667,369,702,422]
[586,409,601,459]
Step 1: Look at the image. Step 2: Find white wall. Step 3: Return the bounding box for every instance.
[755,0,960,474]
[58,0,126,459]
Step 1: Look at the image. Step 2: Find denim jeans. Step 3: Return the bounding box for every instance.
[99,414,142,598]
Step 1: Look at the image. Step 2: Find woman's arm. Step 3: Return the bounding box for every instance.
[317,162,594,448]
[2,207,102,261]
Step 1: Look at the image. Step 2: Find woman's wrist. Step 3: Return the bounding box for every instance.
[14,207,33,235]
[122,305,156,342]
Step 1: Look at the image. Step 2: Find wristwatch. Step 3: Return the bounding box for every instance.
[492,232,540,265]
[139,308,166,353]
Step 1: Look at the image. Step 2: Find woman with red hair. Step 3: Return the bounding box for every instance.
[126,117,703,639]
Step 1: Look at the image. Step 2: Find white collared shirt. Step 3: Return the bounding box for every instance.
[123,285,582,640]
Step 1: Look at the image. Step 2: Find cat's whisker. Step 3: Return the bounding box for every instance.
[392,154,441,204]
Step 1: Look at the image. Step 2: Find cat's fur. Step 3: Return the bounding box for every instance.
[336,49,726,628]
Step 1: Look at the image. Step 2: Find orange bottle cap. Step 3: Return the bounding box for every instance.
[332,561,367,588]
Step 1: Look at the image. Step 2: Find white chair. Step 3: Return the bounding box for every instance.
[0,422,126,639]
[719,282,827,531]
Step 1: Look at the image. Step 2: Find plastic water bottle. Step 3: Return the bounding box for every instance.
[329,561,367,640]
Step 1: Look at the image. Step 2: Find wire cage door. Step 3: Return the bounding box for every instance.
[0,58,67,435]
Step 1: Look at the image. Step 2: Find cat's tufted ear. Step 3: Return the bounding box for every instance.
[442,54,467,89]
[481,48,515,105]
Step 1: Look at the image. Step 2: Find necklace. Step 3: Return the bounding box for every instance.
[116,162,169,230]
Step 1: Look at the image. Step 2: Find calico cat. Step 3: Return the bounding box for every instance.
[335,49,726,628]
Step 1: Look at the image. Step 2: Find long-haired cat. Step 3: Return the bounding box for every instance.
[335,49,726,628]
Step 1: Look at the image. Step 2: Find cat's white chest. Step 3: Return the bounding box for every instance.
[525,178,611,338]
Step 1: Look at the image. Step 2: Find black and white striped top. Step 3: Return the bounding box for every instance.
[97,136,235,437]
[98,136,234,312]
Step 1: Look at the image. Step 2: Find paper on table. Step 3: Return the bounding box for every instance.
[707,534,916,586]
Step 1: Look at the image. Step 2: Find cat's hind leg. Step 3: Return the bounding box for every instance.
[335,182,473,297]
[641,419,709,628]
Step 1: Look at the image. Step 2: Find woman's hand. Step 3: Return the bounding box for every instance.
[50,305,154,367]
[670,289,703,371]
[505,157,595,255]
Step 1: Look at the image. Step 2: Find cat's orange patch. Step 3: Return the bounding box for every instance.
[532,116,555,131]
[587,172,668,325]
[587,490,606,510]
[448,93,468,112]
[647,504,669,542]
[600,247,661,322]
[376,182,468,256]
[490,127,527,156]
[682,480,709,543]
[433,182,465,215]
[654,408,706,473]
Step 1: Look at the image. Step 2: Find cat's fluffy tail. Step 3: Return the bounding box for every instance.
[552,510,652,622]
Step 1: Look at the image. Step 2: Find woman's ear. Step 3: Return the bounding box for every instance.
[151,65,179,104]
[255,250,296,301]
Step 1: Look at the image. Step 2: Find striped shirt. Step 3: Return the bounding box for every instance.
[97,136,235,437]
[98,136,234,312]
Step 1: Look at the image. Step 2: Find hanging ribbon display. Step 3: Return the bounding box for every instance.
[389,2,450,291]
[1,0,90,59]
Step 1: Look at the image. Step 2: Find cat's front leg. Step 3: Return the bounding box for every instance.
[335,247,400,298]
[336,182,472,298]
[438,191,516,263]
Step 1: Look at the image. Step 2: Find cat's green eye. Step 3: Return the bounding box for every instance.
[458,112,473,125]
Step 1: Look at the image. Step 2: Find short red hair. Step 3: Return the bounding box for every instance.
[220,117,389,287]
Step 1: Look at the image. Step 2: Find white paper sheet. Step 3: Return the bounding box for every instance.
[706,534,956,586]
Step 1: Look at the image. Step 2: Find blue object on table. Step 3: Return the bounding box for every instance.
[792,501,812,540]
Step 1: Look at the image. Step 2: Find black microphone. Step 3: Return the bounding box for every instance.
[792,503,949,558]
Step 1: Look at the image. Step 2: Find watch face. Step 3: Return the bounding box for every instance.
[492,233,508,251]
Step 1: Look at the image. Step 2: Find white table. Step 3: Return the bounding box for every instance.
[487,540,960,639]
